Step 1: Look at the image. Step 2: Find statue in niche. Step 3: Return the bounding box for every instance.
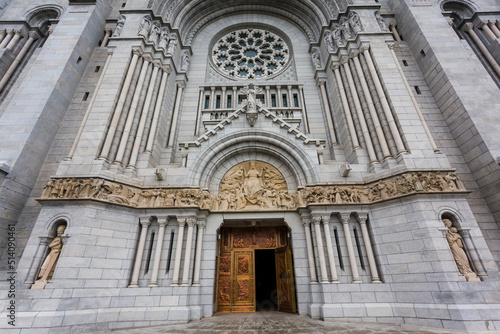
[167,33,177,54]
[442,219,480,281]
[311,48,321,69]
[113,15,126,37]
[180,50,190,72]
[148,21,161,44]
[323,30,335,53]
[138,14,152,38]
[332,24,344,47]
[339,17,352,40]
[348,11,362,33]
[31,225,67,289]
[375,11,388,31]
[240,84,262,126]
[158,27,169,49]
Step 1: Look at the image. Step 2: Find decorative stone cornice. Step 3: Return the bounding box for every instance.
[39,171,468,212]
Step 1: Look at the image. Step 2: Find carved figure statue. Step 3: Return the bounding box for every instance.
[311,48,321,68]
[340,17,352,40]
[31,225,67,289]
[166,33,177,54]
[138,14,152,38]
[443,219,480,281]
[348,11,362,33]
[158,27,169,49]
[375,11,388,31]
[323,30,335,53]
[332,24,344,47]
[148,21,161,44]
[180,51,190,72]
[113,15,126,37]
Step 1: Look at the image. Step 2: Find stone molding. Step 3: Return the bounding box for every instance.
[39,171,467,212]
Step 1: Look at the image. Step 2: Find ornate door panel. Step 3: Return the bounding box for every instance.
[216,252,232,312]
[275,247,296,313]
[231,250,255,312]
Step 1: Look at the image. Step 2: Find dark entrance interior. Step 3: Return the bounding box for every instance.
[255,249,277,311]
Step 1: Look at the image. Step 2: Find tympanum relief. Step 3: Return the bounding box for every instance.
[40,166,466,212]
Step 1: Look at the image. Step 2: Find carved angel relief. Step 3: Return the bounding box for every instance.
[216,161,293,211]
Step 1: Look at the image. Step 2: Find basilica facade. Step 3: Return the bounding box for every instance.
[0,0,500,332]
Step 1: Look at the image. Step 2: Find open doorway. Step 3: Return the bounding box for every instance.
[255,249,277,311]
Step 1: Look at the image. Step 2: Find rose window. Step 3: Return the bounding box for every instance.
[212,28,290,79]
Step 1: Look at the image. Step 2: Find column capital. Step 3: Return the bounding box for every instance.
[301,216,311,227]
[186,218,196,227]
[358,43,369,52]
[105,28,113,34]
[340,56,350,65]
[221,86,227,91]
[311,215,322,225]
[197,218,207,228]
[153,60,162,68]
[0,30,6,37]
[157,217,168,227]
[316,78,326,86]
[14,29,23,36]
[321,215,331,224]
[487,20,498,27]
[132,48,143,57]
[338,212,351,224]
[28,31,41,40]
[177,81,186,89]
[139,217,152,227]
[349,49,360,59]
[477,21,488,29]
[356,212,368,223]
[265,85,271,89]
[107,48,115,56]
[331,62,340,71]
[387,42,395,50]
[143,54,153,63]
[287,85,293,90]
[162,65,171,73]
[177,218,186,226]
[211,86,216,91]
[462,22,474,32]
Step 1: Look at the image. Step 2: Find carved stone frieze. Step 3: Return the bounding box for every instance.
[39,170,467,211]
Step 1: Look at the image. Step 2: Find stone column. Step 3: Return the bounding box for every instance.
[171,218,186,285]
[351,49,391,158]
[318,80,338,145]
[67,49,114,159]
[287,85,293,108]
[356,213,381,283]
[145,66,170,153]
[339,213,361,283]
[129,217,151,287]
[210,87,216,109]
[181,218,196,286]
[101,28,112,47]
[195,88,204,136]
[341,56,378,163]
[361,46,407,154]
[478,21,497,41]
[100,49,141,159]
[322,215,339,283]
[463,23,500,77]
[6,30,22,50]
[332,63,359,149]
[127,61,160,169]
[390,25,401,42]
[276,86,282,107]
[25,237,51,284]
[299,86,310,133]
[265,86,271,108]
[387,43,439,152]
[0,30,14,48]
[301,216,318,284]
[0,31,39,93]
[312,215,329,283]
[221,87,227,108]
[461,230,486,276]
[488,21,500,38]
[232,86,237,108]
[149,217,168,287]
[192,218,206,286]
[167,82,185,147]
[114,55,151,164]
[0,30,6,44]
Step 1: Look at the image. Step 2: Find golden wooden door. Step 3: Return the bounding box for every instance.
[275,246,296,313]
[231,249,255,312]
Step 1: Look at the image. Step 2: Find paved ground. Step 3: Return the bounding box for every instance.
[95,312,499,334]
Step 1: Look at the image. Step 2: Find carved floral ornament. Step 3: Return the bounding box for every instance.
[40,165,467,212]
